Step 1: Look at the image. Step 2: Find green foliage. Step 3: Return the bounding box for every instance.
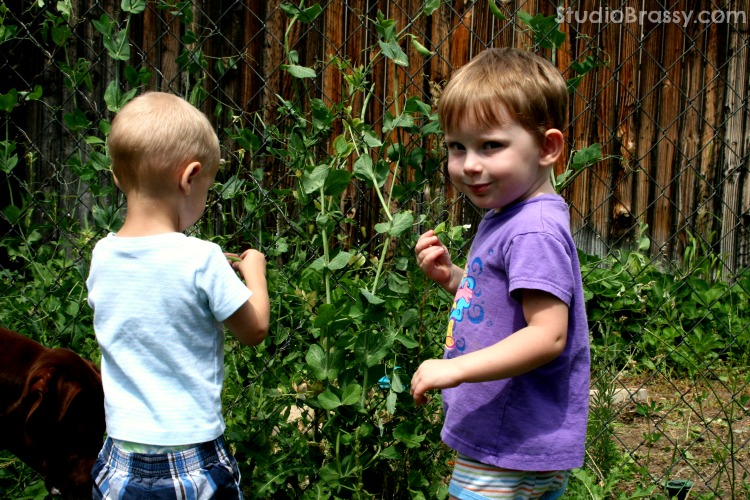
[205,5,457,493]
[1,1,747,499]
[582,223,750,377]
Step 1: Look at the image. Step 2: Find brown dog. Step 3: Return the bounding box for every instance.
[0,327,105,498]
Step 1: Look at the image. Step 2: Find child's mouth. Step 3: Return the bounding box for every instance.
[467,183,490,195]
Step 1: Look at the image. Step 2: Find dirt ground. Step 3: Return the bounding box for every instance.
[602,375,750,498]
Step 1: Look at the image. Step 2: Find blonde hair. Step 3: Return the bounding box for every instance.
[108,92,220,193]
[438,48,567,144]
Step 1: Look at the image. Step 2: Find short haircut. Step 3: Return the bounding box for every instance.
[438,48,567,144]
[108,92,220,193]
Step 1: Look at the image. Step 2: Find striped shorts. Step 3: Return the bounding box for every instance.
[92,436,244,500]
[448,454,569,500]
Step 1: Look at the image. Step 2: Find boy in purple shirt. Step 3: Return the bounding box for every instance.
[411,48,590,499]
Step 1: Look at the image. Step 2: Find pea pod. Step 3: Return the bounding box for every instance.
[411,37,433,57]
[488,0,507,21]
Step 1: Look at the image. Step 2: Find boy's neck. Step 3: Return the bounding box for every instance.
[116,196,182,237]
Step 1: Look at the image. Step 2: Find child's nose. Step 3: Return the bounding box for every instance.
[462,150,482,174]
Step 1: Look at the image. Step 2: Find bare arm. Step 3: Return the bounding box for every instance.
[410,289,568,405]
[223,249,270,346]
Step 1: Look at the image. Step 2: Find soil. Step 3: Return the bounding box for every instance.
[599,374,750,498]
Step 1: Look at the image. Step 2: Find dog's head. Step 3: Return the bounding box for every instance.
[13,348,105,499]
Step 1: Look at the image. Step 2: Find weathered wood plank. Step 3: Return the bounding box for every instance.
[720,1,749,274]
[611,0,640,247]
[652,15,683,258]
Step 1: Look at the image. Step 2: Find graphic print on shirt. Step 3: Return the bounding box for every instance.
[445,257,485,359]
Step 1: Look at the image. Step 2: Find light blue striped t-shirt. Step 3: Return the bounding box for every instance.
[87,232,251,446]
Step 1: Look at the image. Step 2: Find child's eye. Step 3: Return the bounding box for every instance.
[446,142,465,151]
[483,141,504,150]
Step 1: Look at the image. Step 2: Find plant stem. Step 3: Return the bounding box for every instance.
[371,235,390,295]
[319,185,331,304]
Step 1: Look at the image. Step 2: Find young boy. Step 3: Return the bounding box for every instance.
[86,92,270,499]
[410,48,590,499]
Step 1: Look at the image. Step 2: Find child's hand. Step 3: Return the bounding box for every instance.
[410,358,462,406]
[415,230,455,289]
[226,249,267,277]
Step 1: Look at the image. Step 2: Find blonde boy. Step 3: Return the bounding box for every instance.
[87,92,269,499]
[411,48,590,499]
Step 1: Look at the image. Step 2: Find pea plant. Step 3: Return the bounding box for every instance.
[200,3,460,498]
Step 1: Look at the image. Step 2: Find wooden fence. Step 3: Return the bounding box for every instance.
[3,0,749,273]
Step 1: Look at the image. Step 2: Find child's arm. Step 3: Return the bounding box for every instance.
[223,249,270,346]
[410,289,568,405]
[415,229,464,294]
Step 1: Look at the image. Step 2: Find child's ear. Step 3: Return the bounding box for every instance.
[179,161,202,194]
[539,129,564,168]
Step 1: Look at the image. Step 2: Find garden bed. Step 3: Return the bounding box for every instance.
[609,375,750,498]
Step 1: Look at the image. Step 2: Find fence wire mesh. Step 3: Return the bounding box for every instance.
[1,0,749,497]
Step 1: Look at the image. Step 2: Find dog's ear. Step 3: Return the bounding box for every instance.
[12,364,86,435]
[52,372,84,422]
[21,366,57,423]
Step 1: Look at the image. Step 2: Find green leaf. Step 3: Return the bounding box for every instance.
[403,96,431,116]
[104,29,131,61]
[92,14,115,37]
[395,334,419,349]
[2,204,21,224]
[89,151,111,171]
[280,3,323,23]
[324,169,351,196]
[360,288,385,305]
[63,108,91,131]
[571,143,602,170]
[390,211,414,237]
[313,303,337,328]
[218,175,246,200]
[362,129,383,148]
[423,0,442,16]
[390,371,405,393]
[393,421,426,448]
[333,134,354,157]
[341,383,362,405]
[517,12,566,49]
[317,388,341,410]
[328,251,353,271]
[25,85,43,101]
[103,81,137,112]
[0,89,18,112]
[306,344,343,381]
[121,0,147,14]
[380,445,402,459]
[374,221,390,234]
[354,330,392,366]
[318,463,341,482]
[385,390,398,414]
[301,164,329,194]
[374,211,414,237]
[352,155,375,182]
[384,111,415,132]
[284,64,317,79]
[0,142,19,174]
[378,40,409,67]
[51,23,72,46]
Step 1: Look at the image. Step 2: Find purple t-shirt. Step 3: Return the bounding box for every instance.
[441,194,590,470]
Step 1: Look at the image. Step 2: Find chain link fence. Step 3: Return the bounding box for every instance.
[1,0,749,497]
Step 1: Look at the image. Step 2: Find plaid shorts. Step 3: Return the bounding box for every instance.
[448,454,569,500]
[92,437,244,500]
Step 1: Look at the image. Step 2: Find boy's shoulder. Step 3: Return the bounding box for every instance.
[93,233,222,258]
